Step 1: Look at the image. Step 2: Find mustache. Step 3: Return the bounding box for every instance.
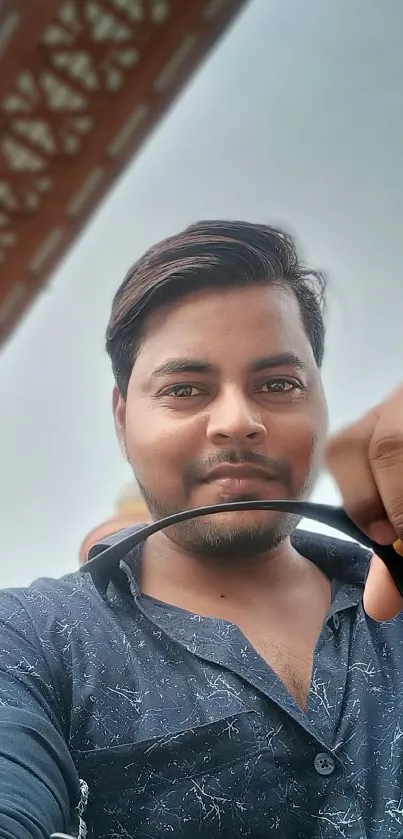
[183,450,293,493]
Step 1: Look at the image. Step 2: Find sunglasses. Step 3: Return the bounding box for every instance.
[82,500,403,597]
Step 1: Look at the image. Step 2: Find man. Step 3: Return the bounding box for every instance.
[1,220,402,839]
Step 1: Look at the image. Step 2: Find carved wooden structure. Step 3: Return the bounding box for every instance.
[0,0,246,347]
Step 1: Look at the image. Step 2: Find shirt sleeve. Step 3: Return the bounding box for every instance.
[0,589,81,839]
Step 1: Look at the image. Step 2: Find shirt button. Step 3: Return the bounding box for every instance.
[314,752,336,776]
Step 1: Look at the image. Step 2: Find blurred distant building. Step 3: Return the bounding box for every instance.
[79,484,147,565]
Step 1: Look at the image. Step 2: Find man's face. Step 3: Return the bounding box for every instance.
[114,285,328,560]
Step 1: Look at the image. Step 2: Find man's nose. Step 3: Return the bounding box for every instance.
[206,388,267,444]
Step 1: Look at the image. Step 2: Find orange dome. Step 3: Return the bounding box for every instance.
[79,497,148,565]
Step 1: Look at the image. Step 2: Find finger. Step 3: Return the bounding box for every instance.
[326,411,395,544]
[363,553,403,620]
[368,389,403,542]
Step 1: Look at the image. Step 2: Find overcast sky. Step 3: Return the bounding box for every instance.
[1,0,403,588]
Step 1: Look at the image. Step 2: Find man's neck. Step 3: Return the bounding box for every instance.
[139,532,322,615]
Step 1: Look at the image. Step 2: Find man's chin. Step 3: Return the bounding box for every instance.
[201,507,282,530]
[179,510,300,562]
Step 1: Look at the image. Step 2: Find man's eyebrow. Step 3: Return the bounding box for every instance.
[250,353,308,373]
[151,358,218,378]
[151,353,307,379]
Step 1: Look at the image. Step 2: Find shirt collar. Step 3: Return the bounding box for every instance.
[84,523,370,599]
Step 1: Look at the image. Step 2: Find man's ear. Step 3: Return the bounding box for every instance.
[112,385,128,460]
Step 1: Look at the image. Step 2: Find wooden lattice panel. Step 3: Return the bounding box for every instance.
[0,0,247,346]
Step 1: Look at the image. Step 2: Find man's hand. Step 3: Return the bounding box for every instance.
[326,385,403,621]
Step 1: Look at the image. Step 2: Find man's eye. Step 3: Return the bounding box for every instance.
[166,384,201,398]
[259,379,299,393]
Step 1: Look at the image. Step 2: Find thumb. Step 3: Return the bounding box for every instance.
[363,554,403,621]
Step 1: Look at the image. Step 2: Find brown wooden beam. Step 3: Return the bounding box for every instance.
[0,0,248,347]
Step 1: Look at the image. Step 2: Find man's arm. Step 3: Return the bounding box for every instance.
[0,589,82,839]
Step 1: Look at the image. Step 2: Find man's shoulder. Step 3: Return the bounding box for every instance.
[0,568,103,626]
[292,527,370,586]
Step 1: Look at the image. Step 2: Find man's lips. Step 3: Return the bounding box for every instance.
[202,464,279,483]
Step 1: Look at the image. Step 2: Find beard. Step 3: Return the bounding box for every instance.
[135,480,303,562]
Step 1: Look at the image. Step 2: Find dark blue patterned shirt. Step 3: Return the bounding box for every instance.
[1,527,403,839]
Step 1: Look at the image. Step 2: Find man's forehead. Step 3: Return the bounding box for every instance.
[151,282,297,316]
[128,285,316,387]
[140,285,306,350]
